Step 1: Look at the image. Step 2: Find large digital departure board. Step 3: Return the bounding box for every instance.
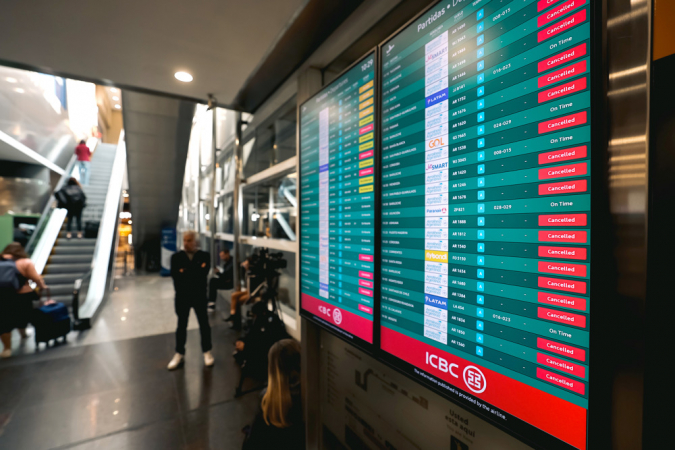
[300,51,378,349]
[379,1,592,449]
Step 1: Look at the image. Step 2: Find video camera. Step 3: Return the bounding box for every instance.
[247,248,287,284]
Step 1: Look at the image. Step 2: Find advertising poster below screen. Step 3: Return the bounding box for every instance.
[379,1,592,449]
[300,51,378,350]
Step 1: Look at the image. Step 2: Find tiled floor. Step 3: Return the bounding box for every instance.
[0,276,262,450]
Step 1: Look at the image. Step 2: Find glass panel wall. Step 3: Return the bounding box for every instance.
[242,173,297,241]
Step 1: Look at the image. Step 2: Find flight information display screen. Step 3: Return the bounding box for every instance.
[300,51,377,349]
[379,1,591,448]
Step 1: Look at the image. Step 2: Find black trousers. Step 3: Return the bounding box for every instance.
[66,208,83,232]
[208,275,232,303]
[175,297,212,354]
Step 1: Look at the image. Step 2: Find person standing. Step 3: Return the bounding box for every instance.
[0,243,48,358]
[208,248,234,310]
[55,178,87,239]
[167,231,214,370]
[75,139,91,185]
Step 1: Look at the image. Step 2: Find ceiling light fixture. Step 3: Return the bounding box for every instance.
[14,88,24,93]
[112,96,119,101]
[110,87,119,93]
[174,71,193,82]
[6,77,17,83]
[114,104,121,109]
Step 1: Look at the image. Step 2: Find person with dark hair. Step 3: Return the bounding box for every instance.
[242,339,304,450]
[55,178,87,239]
[167,231,214,370]
[0,242,48,358]
[75,139,91,185]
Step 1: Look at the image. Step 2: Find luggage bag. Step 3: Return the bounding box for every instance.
[33,302,71,348]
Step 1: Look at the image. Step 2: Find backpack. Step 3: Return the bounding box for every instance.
[0,259,20,290]
[56,185,86,209]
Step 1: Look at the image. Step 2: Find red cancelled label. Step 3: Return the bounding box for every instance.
[538,307,587,327]
[538,44,587,72]
[538,77,587,103]
[359,271,374,280]
[537,353,586,378]
[538,291,588,310]
[538,214,587,226]
[538,276,587,294]
[539,145,587,165]
[538,60,587,88]
[539,111,587,134]
[537,367,586,395]
[538,245,588,260]
[538,0,565,12]
[358,287,373,297]
[360,150,374,160]
[358,279,374,288]
[539,163,587,180]
[538,261,587,277]
[359,167,374,177]
[538,9,587,42]
[538,179,587,195]
[538,230,588,243]
[358,304,373,314]
[538,0,586,27]
[360,123,374,134]
[537,337,586,361]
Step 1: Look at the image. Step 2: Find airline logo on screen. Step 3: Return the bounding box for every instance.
[425,352,487,394]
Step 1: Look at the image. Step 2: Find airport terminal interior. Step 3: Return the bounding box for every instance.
[0,0,672,449]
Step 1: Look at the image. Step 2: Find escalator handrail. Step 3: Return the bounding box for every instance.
[72,268,93,324]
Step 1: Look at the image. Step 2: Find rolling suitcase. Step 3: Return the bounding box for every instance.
[33,301,71,348]
[84,220,100,238]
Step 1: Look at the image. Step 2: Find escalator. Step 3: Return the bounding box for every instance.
[29,138,126,327]
[41,145,117,305]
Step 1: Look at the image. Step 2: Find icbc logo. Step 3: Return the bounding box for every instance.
[428,137,446,149]
[318,305,331,318]
[441,207,447,214]
[463,365,487,394]
[333,308,343,325]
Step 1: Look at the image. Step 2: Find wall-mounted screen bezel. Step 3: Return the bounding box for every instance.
[376,1,604,449]
[299,48,381,354]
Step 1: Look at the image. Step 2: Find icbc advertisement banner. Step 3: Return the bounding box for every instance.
[379,1,591,448]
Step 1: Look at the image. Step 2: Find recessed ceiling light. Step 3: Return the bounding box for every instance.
[112,96,119,101]
[114,104,121,109]
[6,77,17,83]
[110,87,119,93]
[14,88,24,93]
[174,71,193,82]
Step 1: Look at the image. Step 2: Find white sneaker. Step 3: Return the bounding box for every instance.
[167,353,184,370]
[204,351,215,367]
[1,349,11,358]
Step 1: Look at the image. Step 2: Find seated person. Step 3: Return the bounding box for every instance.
[208,248,234,309]
[233,300,289,379]
[242,339,304,450]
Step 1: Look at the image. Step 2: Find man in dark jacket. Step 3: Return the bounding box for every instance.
[167,231,214,370]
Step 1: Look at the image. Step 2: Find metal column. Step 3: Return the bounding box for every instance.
[233,111,244,290]
[208,95,218,269]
